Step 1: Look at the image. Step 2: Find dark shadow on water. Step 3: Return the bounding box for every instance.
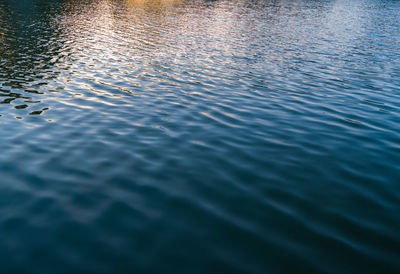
[0,0,65,119]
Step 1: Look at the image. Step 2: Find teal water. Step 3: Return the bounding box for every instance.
[0,0,399,272]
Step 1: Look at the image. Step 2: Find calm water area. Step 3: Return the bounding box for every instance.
[0,0,399,272]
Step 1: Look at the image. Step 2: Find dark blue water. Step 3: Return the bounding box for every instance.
[0,0,399,272]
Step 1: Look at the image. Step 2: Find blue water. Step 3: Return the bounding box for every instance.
[0,0,399,272]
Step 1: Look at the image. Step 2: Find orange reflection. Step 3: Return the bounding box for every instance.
[124,0,182,8]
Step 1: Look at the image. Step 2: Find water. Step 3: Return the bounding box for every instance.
[0,0,399,272]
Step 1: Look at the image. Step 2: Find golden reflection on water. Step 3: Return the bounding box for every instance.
[124,0,183,8]
[29,0,388,120]
[53,0,259,102]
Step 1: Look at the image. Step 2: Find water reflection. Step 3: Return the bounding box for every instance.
[0,0,399,272]
[0,0,65,119]
[47,0,399,122]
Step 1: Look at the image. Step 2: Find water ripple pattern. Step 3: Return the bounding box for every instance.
[0,0,399,273]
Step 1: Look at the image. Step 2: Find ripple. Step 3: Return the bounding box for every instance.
[0,0,399,273]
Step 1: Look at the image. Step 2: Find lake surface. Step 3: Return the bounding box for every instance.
[0,0,399,272]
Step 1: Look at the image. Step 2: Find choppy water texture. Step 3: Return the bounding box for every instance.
[0,0,399,272]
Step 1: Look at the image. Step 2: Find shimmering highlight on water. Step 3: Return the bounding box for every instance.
[0,0,399,273]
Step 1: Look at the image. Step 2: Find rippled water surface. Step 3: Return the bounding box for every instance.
[0,0,399,272]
